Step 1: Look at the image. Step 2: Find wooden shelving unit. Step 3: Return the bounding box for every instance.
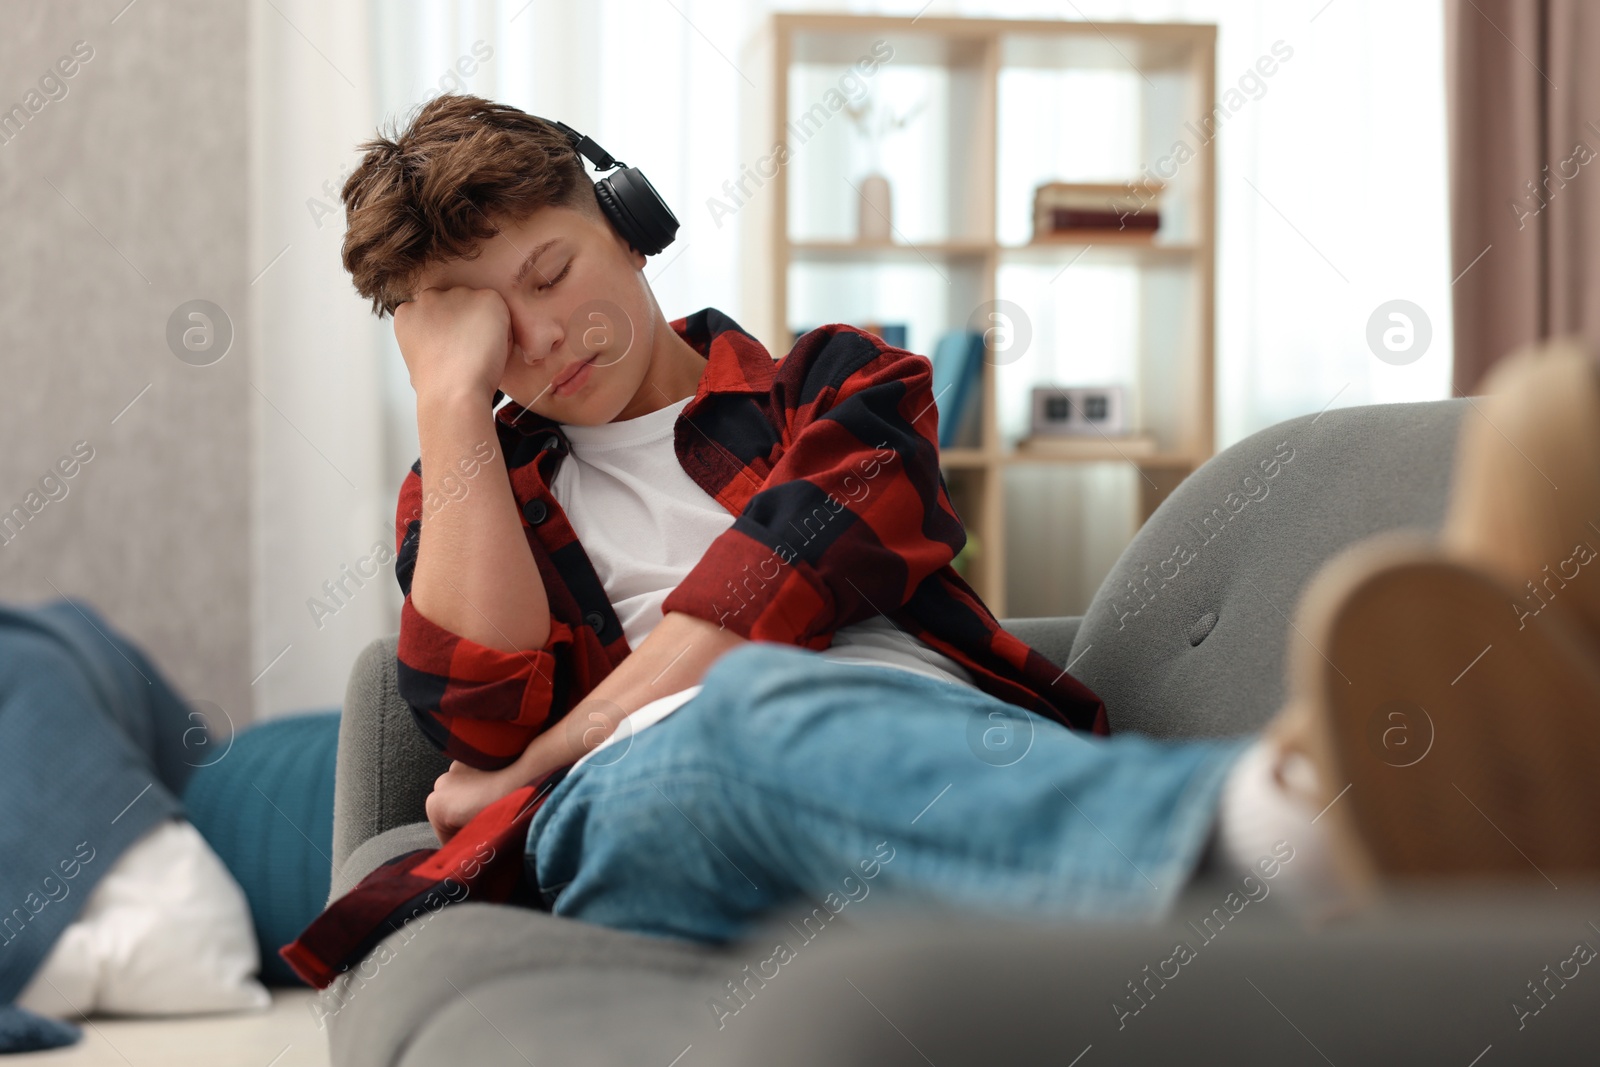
[740,13,1217,617]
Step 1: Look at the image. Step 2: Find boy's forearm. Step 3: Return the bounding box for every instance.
[408,391,552,651]
[506,609,749,783]
[589,609,749,716]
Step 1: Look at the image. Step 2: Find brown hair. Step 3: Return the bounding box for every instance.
[340,94,600,317]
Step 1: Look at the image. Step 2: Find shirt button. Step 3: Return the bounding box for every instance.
[522,499,548,525]
[583,610,605,634]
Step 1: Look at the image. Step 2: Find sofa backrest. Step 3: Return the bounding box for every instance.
[1068,397,1468,740]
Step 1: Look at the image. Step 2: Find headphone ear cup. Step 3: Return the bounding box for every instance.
[593,169,678,256]
[592,179,647,255]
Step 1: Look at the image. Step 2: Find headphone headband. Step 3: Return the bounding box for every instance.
[539,115,679,256]
[550,119,618,171]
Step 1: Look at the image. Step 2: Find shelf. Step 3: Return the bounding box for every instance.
[1028,229,1164,245]
[790,240,992,262]
[998,24,1212,74]
[999,239,1200,265]
[938,448,991,469]
[940,446,1200,467]
[1003,446,1198,467]
[779,14,1210,75]
[789,238,1201,267]
[757,12,1217,619]
[787,22,990,67]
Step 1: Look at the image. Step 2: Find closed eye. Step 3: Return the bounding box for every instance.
[537,262,571,292]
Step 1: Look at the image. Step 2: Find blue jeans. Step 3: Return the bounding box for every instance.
[525,642,1255,944]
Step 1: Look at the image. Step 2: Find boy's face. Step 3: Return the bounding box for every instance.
[412,203,656,425]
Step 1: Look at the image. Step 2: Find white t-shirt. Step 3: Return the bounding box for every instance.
[550,394,976,767]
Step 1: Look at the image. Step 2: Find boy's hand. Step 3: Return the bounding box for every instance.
[393,286,514,405]
[425,758,528,846]
[421,606,745,843]
[500,611,750,786]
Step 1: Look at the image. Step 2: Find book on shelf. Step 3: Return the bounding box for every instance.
[929,329,985,451]
[1045,208,1160,231]
[1032,180,1164,241]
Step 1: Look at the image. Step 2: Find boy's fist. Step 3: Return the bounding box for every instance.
[393,286,514,405]
[425,758,525,846]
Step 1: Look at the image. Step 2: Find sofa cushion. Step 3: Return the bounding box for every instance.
[323,903,722,1067]
[398,968,720,1067]
[997,614,1078,668]
[693,881,1600,1066]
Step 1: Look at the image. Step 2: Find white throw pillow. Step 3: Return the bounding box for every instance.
[14,815,270,1018]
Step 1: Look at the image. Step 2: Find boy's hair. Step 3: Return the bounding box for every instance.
[340,94,602,317]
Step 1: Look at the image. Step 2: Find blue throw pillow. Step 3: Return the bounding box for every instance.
[180,710,339,987]
[0,1004,82,1054]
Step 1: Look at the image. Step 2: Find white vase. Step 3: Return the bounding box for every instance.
[857,173,893,242]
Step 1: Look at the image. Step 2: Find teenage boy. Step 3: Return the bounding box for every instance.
[313,93,1600,960]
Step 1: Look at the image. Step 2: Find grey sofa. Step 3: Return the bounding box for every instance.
[321,397,1600,1065]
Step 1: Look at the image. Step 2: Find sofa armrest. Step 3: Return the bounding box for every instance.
[329,821,442,904]
[331,635,450,886]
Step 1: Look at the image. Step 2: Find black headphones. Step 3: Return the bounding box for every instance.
[542,117,679,256]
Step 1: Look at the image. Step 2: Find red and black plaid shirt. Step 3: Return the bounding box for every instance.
[394,306,1107,765]
[281,307,1107,989]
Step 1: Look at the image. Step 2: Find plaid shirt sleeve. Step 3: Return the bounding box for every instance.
[660,326,964,647]
[391,463,577,771]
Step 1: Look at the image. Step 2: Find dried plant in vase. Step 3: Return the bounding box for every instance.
[843,92,927,242]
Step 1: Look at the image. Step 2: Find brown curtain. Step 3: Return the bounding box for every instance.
[1446,0,1600,395]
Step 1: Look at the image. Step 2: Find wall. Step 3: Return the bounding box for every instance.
[0,0,392,728]
[0,1,252,724]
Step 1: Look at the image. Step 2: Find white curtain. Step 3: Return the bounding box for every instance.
[250,0,390,721]
[250,0,1451,712]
